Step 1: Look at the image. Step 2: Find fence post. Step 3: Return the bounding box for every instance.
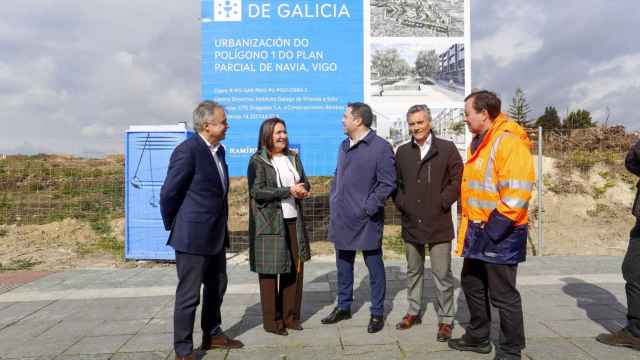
[537,126,543,256]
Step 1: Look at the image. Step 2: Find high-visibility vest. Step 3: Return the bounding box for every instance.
[455,113,535,257]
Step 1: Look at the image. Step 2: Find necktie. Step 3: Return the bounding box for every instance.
[216,146,227,192]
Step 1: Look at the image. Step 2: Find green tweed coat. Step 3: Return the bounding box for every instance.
[247,148,311,274]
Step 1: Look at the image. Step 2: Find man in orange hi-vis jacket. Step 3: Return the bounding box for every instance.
[448,90,534,360]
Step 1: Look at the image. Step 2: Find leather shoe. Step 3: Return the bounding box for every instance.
[493,356,519,360]
[367,315,384,333]
[265,327,288,336]
[395,314,421,330]
[321,307,351,324]
[448,336,492,354]
[596,328,640,350]
[437,323,453,342]
[175,353,194,360]
[285,322,304,331]
[200,333,244,350]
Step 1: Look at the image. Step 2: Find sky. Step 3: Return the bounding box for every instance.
[0,0,638,156]
[471,0,640,129]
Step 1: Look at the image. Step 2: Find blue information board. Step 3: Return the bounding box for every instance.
[201,0,363,176]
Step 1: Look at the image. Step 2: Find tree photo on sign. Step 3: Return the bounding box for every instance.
[414,49,439,80]
[371,48,410,81]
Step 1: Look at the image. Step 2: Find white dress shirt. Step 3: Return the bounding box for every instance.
[415,133,432,160]
[199,134,226,192]
[349,129,371,148]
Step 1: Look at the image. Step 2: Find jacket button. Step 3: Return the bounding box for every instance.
[417,199,421,203]
[417,180,421,183]
[418,219,422,223]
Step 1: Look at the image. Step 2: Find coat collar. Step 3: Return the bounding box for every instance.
[256,147,297,167]
[410,131,439,162]
[465,113,531,164]
[344,129,375,151]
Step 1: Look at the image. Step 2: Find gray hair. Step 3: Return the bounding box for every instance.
[406,104,432,121]
[193,100,224,132]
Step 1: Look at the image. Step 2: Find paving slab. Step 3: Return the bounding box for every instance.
[89,319,150,336]
[118,333,173,353]
[523,338,594,360]
[110,351,171,360]
[571,338,640,360]
[1,257,639,359]
[63,335,132,355]
[0,300,53,328]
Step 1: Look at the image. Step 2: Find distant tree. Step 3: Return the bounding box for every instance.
[414,49,439,79]
[563,109,595,129]
[534,106,561,129]
[371,49,410,79]
[508,88,533,127]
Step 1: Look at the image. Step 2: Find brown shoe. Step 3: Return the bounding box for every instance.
[437,323,453,342]
[285,321,304,331]
[200,333,244,350]
[596,328,640,350]
[175,353,194,360]
[395,314,422,330]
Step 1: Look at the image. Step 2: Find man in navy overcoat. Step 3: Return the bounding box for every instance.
[321,102,397,333]
[160,100,243,359]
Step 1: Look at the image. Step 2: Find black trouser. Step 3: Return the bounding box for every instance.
[623,220,640,336]
[174,250,227,357]
[461,258,525,358]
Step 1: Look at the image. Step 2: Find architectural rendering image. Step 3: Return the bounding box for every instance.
[371,0,464,37]
[370,39,465,103]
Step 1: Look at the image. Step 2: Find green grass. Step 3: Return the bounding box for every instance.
[593,178,617,199]
[586,203,617,218]
[0,258,42,272]
[0,155,124,225]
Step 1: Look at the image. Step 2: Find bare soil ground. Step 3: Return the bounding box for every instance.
[528,156,636,256]
[0,153,637,271]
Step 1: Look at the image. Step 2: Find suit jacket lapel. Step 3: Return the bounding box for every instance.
[194,134,226,193]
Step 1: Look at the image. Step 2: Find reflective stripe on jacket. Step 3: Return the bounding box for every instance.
[455,113,535,264]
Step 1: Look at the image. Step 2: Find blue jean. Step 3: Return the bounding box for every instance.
[336,248,386,316]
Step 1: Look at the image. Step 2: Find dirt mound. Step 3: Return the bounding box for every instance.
[0,218,122,271]
[530,157,636,256]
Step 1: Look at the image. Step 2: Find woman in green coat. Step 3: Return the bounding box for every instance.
[247,117,311,335]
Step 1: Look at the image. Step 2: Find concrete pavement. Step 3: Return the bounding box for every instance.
[0,256,637,359]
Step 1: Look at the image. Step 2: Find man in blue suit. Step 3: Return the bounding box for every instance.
[321,102,397,333]
[160,100,243,360]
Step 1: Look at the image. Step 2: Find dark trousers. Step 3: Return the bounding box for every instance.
[336,248,386,316]
[623,220,640,336]
[461,258,525,358]
[258,219,304,331]
[174,250,227,356]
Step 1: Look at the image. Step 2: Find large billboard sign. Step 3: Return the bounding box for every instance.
[202,0,470,175]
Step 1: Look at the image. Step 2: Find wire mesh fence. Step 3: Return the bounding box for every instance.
[1,126,638,257]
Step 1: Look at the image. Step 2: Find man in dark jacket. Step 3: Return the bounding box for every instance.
[321,102,397,333]
[393,105,463,341]
[160,101,243,359]
[597,139,640,350]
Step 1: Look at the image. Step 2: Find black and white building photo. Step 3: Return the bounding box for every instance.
[370,0,464,37]
[369,39,465,103]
